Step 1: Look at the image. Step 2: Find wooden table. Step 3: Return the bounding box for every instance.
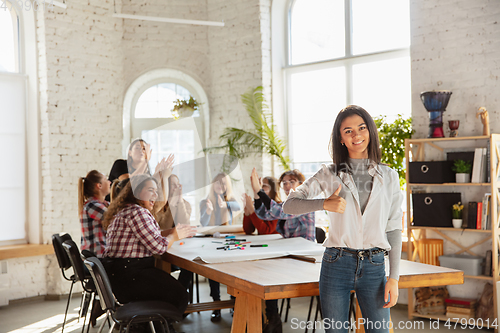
[162,253,464,333]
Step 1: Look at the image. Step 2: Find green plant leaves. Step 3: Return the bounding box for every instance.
[203,86,290,172]
[374,114,414,188]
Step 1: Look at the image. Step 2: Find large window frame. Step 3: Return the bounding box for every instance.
[284,0,410,168]
[0,1,40,245]
[123,69,210,224]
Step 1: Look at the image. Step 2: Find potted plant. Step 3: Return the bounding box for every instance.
[452,202,464,228]
[203,86,290,172]
[171,96,199,120]
[452,159,472,183]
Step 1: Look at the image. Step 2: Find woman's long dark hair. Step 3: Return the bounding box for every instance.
[328,105,381,174]
[78,170,104,217]
[263,176,281,203]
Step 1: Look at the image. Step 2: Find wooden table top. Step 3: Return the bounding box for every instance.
[163,252,464,300]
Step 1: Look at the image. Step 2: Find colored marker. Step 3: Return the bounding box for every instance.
[212,241,223,243]
[250,244,268,247]
[217,246,229,250]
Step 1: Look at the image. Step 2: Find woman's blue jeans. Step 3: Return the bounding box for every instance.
[319,247,390,333]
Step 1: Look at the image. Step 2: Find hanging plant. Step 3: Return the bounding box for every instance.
[171,96,199,120]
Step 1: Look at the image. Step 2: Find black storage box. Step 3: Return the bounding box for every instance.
[409,161,455,183]
[412,192,461,227]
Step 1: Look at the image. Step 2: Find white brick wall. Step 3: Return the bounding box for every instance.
[410,0,500,300]
[5,0,498,305]
[411,0,500,138]
[6,0,273,302]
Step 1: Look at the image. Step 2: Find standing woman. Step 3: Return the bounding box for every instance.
[283,105,403,333]
[78,170,111,257]
[199,173,241,322]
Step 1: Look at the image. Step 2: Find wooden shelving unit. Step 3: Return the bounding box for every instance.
[405,135,500,328]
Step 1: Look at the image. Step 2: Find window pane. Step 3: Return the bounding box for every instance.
[289,67,346,163]
[0,4,18,73]
[135,83,199,119]
[352,56,411,120]
[0,75,26,242]
[142,129,196,221]
[352,0,410,55]
[290,0,345,65]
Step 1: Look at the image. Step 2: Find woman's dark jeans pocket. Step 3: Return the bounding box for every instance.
[369,252,385,266]
[323,248,341,263]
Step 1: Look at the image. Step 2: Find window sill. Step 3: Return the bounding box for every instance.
[0,244,53,260]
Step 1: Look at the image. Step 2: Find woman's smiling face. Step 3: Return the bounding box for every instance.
[138,180,158,211]
[339,114,370,159]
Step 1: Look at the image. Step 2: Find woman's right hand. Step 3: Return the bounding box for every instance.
[175,224,197,240]
[242,193,254,216]
[323,185,346,213]
[250,168,262,197]
[144,143,152,161]
[205,199,213,215]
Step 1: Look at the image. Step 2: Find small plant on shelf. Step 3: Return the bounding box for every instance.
[452,159,472,183]
[452,159,472,174]
[452,202,464,219]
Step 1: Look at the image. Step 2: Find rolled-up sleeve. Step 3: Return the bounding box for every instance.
[385,171,404,232]
[283,166,327,215]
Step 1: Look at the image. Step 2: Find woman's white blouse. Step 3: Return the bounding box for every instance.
[284,163,403,250]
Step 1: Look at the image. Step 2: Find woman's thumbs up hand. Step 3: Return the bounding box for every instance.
[323,185,346,213]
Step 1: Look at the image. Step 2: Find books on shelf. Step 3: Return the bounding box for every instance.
[467,202,477,229]
[467,193,492,230]
[445,298,477,319]
[471,147,488,183]
[481,193,491,230]
[476,202,482,230]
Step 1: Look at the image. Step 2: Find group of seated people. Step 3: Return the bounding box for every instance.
[78,138,316,333]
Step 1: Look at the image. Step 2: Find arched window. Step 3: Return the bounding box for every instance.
[124,70,210,223]
[286,0,411,171]
[0,4,19,73]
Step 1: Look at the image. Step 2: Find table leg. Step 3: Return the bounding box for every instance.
[230,289,263,333]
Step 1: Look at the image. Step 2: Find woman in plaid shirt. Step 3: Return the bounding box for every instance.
[102,174,196,316]
[78,170,111,258]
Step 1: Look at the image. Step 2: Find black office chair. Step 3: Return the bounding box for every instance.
[52,233,80,333]
[84,257,183,333]
[62,239,97,333]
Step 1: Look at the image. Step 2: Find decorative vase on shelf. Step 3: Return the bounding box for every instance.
[452,219,463,228]
[455,173,470,183]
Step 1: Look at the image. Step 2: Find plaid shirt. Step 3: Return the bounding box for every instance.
[80,198,109,257]
[104,204,168,258]
[255,199,316,242]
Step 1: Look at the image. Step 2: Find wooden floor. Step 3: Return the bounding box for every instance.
[0,276,492,333]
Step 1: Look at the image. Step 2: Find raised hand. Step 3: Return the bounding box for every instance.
[217,194,226,208]
[144,143,152,161]
[322,185,346,213]
[242,193,254,216]
[250,168,262,196]
[206,199,214,215]
[155,154,175,178]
